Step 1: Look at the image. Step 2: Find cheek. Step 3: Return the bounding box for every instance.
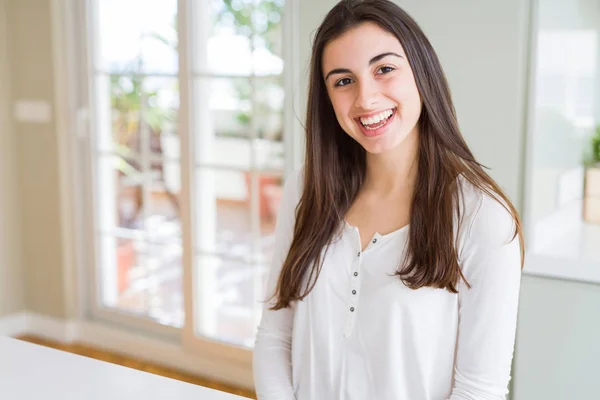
[394,82,421,117]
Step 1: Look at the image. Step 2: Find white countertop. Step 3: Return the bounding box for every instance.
[0,336,250,400]
[524,218,600,285]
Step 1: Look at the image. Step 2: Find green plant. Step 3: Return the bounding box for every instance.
[110,60,176,155]
[215,0,283,53]
[592,126,600,165]
[215,1,285,141]
[585,125,600,167]
[110,45,179,222]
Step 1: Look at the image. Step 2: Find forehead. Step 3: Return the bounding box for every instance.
[322,22,405,70]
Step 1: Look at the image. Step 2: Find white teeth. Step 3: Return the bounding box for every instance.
[360,109,394,126]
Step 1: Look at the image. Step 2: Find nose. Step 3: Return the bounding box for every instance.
[354,79,379,110]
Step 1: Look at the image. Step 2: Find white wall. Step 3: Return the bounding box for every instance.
[297,0,531,205]
[514,1,600,398]
[397,0,531,205]
[0,0,25,316]
[514,275,600,399]
[295,0,338,161]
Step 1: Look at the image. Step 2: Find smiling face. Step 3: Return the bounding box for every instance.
[322,22,422,156]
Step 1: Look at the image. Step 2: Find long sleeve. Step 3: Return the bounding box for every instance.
[252,169,302,400]
[448,193,523,400]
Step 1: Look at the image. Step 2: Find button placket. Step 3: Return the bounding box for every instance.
[351,251,360,302]
[345,227,363,338]
[349,247,361,311]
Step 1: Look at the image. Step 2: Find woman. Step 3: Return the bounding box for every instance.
[253,0,524,399]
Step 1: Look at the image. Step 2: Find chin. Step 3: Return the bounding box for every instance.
[358,135,405,155]
[362,144,390,155]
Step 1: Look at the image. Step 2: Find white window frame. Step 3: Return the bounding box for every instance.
[52,0,303,387]
[178,0,303,363]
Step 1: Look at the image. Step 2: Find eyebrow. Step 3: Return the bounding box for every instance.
[324,52,403,82]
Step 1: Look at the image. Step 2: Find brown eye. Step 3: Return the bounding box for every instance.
[335,77,353,87]
[377,66,395,74]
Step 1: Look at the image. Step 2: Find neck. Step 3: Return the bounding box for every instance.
[363,129,419,197]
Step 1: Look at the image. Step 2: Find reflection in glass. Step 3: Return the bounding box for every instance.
[251,0,285,75]
[192,169,283,347]
[254,77,284,141]
[97,155,145,232]
[197,0,284,76]
[96,0,178,74]
[96,156,182,237]
[258,171,284,268]
[195,168,252,259]
[526,1,600,269]
[147,160,182,241]
[95,75,179,158]
[100,236,183,327]
[195,255,263,347]
[193,78,253,169]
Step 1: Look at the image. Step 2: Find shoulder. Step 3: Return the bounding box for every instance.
[459,178,516,240]
[456,176,521,272]
[454,177,522,297]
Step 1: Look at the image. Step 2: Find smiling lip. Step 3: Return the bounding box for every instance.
[355,108,397,138]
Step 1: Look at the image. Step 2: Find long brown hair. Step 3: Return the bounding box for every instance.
[270,0,524,310]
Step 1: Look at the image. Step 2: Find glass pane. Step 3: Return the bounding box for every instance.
[195,168,252,259]
[196,1,253,76]
[195,0,283,76]
[148,159,182,242]
[257,171,283,267]
[142,240,183,327]
[253,77,284,170]
[100,236,143,309]
[193,78,252,168]
[251,0,285,75]
[97,155,182,238]
[143,77,179,159]
[254,77,284,141]
[528,26,599,259]
[96,75,180,156]
[95,74,142,153]
[100,236,183,327]
[97,155,145,232]
[195,255,262,347]
[253,140,284,171]
[96,0,178,74]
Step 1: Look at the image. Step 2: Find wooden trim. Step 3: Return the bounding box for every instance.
[16,334,256,399]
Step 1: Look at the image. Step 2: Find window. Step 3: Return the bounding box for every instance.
[84,0,294,349]
[524,0,600,281]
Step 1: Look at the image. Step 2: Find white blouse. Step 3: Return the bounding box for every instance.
[253,169,522,400]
